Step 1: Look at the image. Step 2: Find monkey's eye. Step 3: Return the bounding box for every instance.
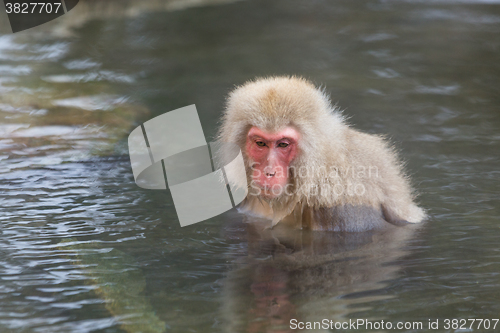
[255,141,266,147]
[277,142,289,148]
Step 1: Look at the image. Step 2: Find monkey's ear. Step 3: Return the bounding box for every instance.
[381,204,412,226]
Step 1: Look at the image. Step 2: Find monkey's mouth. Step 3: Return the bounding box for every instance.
[254,179,279,190]
[251,181,287,199]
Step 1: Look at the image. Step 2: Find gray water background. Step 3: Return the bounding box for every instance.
[0,0,499,332]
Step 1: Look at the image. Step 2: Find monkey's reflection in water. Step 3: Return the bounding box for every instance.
[221,218,420,333]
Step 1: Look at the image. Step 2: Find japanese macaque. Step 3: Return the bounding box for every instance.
[218,76,426,231]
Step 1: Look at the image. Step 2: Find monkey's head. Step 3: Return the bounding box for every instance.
[219,76,345,203]
[245,125,299,197]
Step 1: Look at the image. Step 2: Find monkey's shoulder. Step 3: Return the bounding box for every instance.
[342,128,406,179]
[344,128,396,159]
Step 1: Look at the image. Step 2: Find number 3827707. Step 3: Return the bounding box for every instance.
[5,2,63,14]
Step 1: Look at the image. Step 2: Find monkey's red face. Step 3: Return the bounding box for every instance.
[245,126,300,198]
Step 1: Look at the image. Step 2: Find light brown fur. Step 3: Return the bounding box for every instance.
[218,76,426,231]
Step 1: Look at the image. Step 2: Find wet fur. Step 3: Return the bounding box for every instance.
[218,76,426,231]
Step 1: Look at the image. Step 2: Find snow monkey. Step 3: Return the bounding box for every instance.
[218,76,426,231]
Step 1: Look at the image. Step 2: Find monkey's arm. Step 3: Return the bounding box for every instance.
[348,130,426,225]
[381,204,413,226]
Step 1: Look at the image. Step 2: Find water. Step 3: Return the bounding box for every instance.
[0,0,499,332]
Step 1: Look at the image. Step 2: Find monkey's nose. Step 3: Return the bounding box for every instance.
[266,171,276,177]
